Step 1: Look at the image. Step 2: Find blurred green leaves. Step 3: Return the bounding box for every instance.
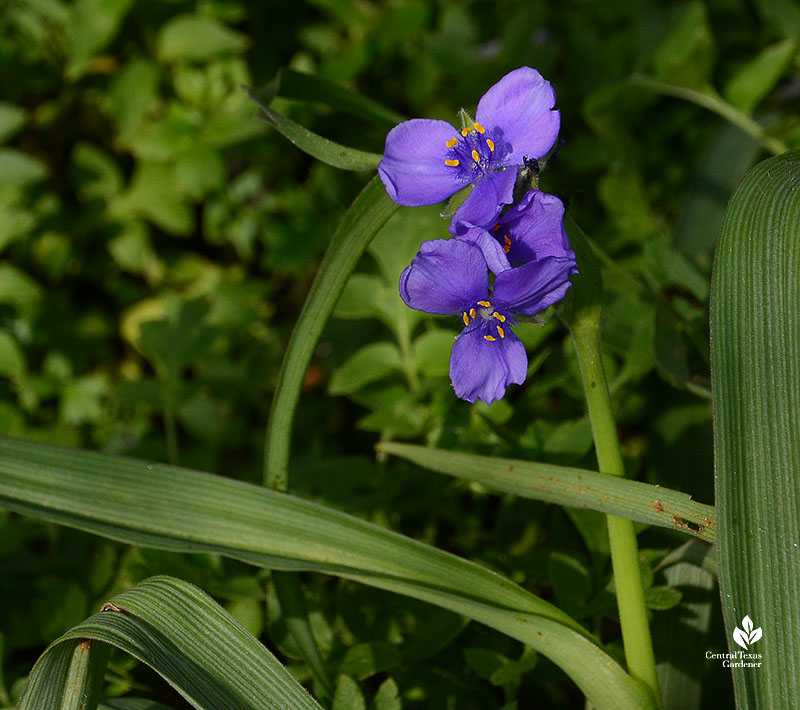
[0,149,47,187]
[724,39,796,114]
[651,3,716,91]
[2,0,798,706]
[156,14,249,64]
[64,0,135,79]
[0,103,26,143]
[137,299,214,383]
[329,343,403,396]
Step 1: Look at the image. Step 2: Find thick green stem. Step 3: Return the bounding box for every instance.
[573,328,660,695]
[571,319,661,707]
[563,216,661,707]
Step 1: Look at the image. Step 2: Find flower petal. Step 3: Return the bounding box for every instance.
[493,256,578,316]
[499,190,574,264]
[454,226,512,275]
[450,327,527,404]
[399,239,488,315]
[450,168,516,231]
[378,119,465,206]
[476,67,560,166]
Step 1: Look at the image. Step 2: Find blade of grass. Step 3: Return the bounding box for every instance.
[262,176,398,490]
[712,150,800,707]
[18,577,324,710]
[376,443,715,542]
[247,88,382,171]
[0,435,655,710]
[261,68,404,129]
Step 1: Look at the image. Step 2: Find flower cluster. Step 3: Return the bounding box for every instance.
[378,67,578,404]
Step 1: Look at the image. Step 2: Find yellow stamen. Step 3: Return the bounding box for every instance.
[461,127,470,137]
[469,308,476,318]
[496,325,505,339]
[484,335,496,342]
[471,149,480,163]
[477,300,491,307]
[493,312,506,322]
[504,235,512,245]
[446,137,458,148]
[445,159,460,167]
[491,224,500,232]
[503,245,510,253]
[486,139,495,152]
[462,312,470,326]
[473,122,486,134]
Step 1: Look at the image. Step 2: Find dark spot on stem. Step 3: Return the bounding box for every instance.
[653,499,664,513]
[672,515,705,535]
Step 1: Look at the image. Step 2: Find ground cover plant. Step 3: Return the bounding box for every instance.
[0,1,799,708]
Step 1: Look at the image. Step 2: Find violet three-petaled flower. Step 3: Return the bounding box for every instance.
[452,189,575,275]
[399,239,577,404]
[378,67,560,230]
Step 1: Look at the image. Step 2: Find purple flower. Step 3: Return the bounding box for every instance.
[400,239,577,404]
[378,67,560,230]
[452,190,574,275]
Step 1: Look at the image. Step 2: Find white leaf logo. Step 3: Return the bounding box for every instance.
[733,615,762,650]
[733,627,749,650]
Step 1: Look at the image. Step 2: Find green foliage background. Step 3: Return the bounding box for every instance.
[0,0,797,707]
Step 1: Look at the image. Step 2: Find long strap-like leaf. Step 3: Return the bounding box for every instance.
[262,176,399,489]
[0,435,655,710]
[378,442,716,542]
[261,68,404,129]
[248,88,383,171]
[18,577,324,710]
[712,150,800,708]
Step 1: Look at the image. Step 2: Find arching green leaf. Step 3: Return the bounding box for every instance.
[18,577,324,710]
